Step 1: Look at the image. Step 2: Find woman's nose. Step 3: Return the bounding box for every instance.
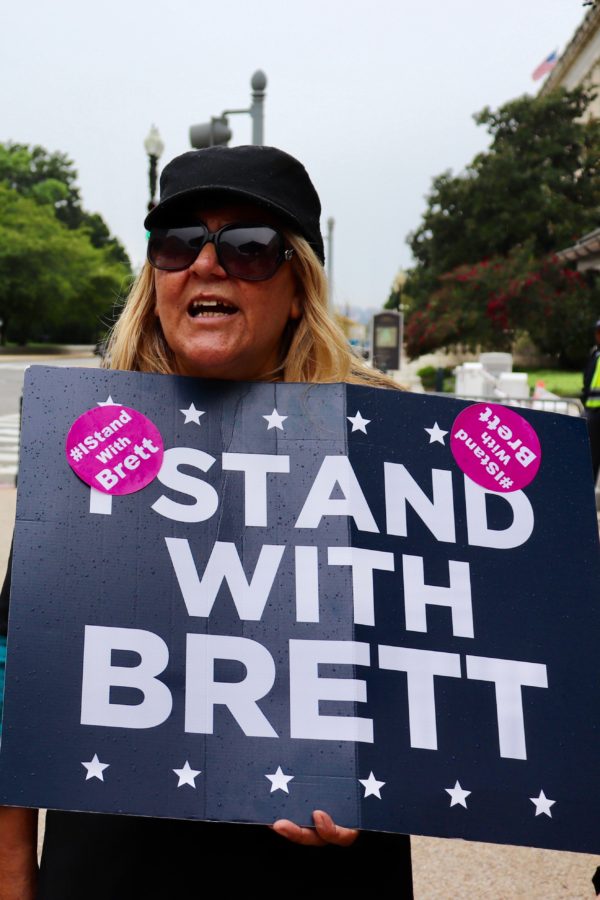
[189,240,227,278]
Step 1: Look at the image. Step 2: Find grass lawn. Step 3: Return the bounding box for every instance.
[0,343,74,355]
[515,368,582,397]
[440,368,582,396]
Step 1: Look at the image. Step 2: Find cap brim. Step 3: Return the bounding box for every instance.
[144,185,303,235]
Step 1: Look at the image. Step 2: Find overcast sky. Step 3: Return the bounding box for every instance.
[0,0,588,313]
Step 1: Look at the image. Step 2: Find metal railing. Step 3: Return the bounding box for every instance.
[435,394,583,417]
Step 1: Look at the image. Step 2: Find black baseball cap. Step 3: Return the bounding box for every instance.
[144,145,325,264]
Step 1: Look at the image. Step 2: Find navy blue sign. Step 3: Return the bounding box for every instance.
[1,365,599,854]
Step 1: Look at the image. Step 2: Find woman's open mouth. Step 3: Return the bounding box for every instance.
[188,299,238,318]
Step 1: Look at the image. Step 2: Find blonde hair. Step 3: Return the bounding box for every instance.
[105,232,401,390]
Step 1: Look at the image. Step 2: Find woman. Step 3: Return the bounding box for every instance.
[0,145,413,897]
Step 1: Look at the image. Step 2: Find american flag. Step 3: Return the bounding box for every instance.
[532,49,558,81]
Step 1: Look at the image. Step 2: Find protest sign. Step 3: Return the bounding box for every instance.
[0,365,599,854]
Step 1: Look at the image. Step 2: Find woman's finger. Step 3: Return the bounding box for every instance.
[272,818,327,846]
[272,811,360,847]
[312,810,359,846]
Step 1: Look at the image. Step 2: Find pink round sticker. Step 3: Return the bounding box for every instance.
[65,405,164,495]
[450,403,541,493]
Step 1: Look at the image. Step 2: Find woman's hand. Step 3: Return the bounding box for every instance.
[272,809,359,847]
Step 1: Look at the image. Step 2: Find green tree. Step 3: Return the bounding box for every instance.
[385,269,408,310]
[404,243,598,366]
[0,143,132,344]
[0,143,78,209]
[0,185,130,345]
[0,142,130,266]
[404,88,600,364]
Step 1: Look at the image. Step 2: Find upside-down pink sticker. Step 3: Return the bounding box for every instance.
[450,403,541,493]
[65,405,164,495]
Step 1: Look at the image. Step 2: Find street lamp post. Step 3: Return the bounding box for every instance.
[143,125,165,211]
[250,69,266,145]
[190,70,267,149]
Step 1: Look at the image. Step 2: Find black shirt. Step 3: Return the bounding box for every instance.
[1,553,413,898]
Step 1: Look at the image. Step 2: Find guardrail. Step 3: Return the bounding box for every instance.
[435,394,583,418]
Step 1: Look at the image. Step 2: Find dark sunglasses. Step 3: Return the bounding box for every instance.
[147,223,294,281]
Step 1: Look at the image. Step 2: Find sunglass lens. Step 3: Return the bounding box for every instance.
[148,228,205,271]
[218,226,283,280]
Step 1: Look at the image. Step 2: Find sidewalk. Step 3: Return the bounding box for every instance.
[0,487,15,576]
[0,345,95,361]
[410,835,598,898]
[0,483,598,896]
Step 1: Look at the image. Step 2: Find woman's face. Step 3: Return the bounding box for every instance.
[153,203,301,380]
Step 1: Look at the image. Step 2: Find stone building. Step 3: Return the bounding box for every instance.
[540,5,600,269]
[539,3,600,119]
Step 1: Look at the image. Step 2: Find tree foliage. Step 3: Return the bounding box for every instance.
[384,270,409,311]
[402,88,600,366]
[0,143,131,344]
[405,243,597,366]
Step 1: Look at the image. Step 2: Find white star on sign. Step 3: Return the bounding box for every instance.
[265,766,294,794]
[530,789,556,817]
[180,403,205,425]
[347,411,371,433]
[358,771,385,799]
[263,409,287,430]
[425,422,448,444]
[97,395,118,406]
[81,754,109,781]
[173,761,201,788]
[445,780,471,808]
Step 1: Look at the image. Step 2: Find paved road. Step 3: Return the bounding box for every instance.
[0,356,98,417]
[0,355,98,484]
[0,413,20,482]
